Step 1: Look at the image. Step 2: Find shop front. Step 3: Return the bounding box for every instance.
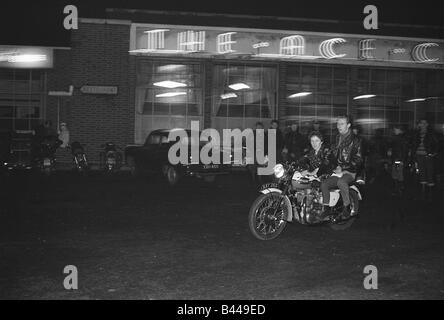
[129,21,444,144]
[0,46,54,133]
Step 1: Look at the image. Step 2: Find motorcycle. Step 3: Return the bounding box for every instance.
[101,142,120,173]
[248,162,364,240]
[70,141,89,173]
[36,137,62,175]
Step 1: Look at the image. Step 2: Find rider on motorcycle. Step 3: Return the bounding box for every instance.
[297,131,331,178]
[320,115,363,219]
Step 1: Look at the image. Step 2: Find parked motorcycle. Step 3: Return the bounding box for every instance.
[248,162,364,240]
[101,142,120,173]
[70,141,89,173]
[36,137,62,175]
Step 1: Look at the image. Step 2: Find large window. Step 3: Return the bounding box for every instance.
[285,64,350,142]
[352,68,444,139]
[135,60,203,143]
[0,69,45,132]
[212,63,277,131]
[285,64,444,141]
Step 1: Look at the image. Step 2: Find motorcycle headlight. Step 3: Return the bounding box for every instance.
[273,164,285,178]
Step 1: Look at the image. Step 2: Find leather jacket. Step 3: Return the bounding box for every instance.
[331,131,363,174]
[411,130,439,157]
[298,146,332,176]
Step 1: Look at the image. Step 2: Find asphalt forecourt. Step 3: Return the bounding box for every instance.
[1,172,443,300]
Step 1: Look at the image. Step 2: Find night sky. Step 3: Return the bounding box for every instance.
[1,0,444,46]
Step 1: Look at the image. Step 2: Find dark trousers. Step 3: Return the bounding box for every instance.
[321,173,355,206]
[416,155,435,186]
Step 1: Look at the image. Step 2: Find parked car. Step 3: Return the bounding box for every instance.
[124,129,232,186]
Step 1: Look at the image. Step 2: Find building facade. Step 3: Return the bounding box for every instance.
[1,9,444,164]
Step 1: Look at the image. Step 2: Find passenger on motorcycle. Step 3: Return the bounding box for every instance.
[320,115,363,219]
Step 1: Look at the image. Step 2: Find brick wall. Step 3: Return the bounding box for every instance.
[46,49,73,165]
[67,21,134,165]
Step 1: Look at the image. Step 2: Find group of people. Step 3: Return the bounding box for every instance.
[361,118,442,201]
[248,115,444,219]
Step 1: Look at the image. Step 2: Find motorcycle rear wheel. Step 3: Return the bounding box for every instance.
[248,192,289,240]
[329,189,359,231]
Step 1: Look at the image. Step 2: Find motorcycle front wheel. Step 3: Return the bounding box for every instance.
[248,192,289,240]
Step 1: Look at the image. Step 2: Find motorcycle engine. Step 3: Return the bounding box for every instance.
[304,190,324,223]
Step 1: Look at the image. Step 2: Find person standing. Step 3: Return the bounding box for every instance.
[411,118,439,201]
[387,124,408,197]
[58,122,70,148]
[283,122,308,163]
[269,119,284,162]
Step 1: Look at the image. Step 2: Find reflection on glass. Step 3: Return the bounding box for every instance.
[212,64,276,130]
[0,69,43,131]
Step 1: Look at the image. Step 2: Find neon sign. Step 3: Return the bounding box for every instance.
[177,31,206,52]
[217,32,237,54]
[130,25,444,67]
[319,38,347,59]
[0,46,53,68]
[280,35,305,56]
[412,43,439,63]
[359,39,376,60]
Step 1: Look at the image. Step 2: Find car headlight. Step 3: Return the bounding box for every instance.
[273,164,285,178]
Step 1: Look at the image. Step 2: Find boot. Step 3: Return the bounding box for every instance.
[341,204,351,219]
[319,205,333,221]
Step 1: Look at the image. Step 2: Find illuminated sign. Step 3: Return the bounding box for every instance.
[217,32,236,54]
[412,43,439,63]
[177,30,206,52]
[80,86,118,95]
[319,38,347,59]
[359,39,376,59]
[280,35,305,56]
[130,25,444,68]
[0,46,53,68]
[144,29,169,51]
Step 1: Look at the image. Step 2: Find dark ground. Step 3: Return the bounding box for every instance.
[0,170,444,300]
